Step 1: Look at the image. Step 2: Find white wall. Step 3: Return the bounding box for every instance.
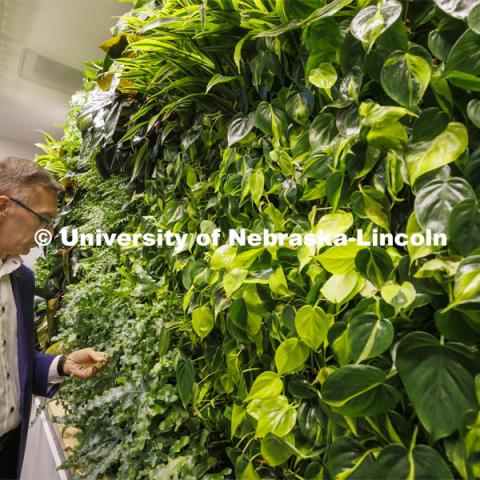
[0,136,39,160]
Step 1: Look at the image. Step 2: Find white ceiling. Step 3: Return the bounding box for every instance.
[0,0,128,149]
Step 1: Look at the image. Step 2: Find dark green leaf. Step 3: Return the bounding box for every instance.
[348,312,394,363]
[381,51,431,110]
[376,444,454,479]
[415,177,475,234]
[355,247,394,288]
[396,332,479,442]
[322,365,400,417]
[176,358,195,407]
[448,198,480,256]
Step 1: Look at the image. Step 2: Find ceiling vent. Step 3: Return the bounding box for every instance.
[18,48,84,94]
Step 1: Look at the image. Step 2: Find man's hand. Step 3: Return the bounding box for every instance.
[63,348,110,379]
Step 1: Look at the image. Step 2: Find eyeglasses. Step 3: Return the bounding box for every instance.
[9,197,56,230]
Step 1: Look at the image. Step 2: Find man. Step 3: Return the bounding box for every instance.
[0,156,109,479]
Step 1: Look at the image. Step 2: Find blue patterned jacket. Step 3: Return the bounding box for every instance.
[9,264,59,478]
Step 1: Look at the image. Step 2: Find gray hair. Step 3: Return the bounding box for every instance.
[0,156,64,201]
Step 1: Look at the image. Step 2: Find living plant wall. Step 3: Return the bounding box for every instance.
[35,0,480,478]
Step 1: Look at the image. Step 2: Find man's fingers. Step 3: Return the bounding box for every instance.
[92,352,105,362]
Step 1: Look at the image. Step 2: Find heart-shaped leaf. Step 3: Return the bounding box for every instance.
[245,371,283,402]
[351,0,402,51]
[294,305,331,351]
[247,395,297,438]
[448,198,480,256]
[405,122,468,185]
[228,113,254,147]
[274,338,310,376]
[381,51,431,110]
[376,444,454,479]
[348,312,394,363]
[434,0,480,20]
[415,177,475,234]
[191,306,215,339]
[322,365,400,416]
[396,332,479,442]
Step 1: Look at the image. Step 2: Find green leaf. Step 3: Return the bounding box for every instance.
[405,122,468,185]
[348,312,394,363]
[249,170,264,207]
[325,171,347,211]
[210,245,237,270]
[275,338,310,376]
[406,213,437,261]
[260,434,294,467]
[254,101,288,140]
[434,0,480,20]
[268,266,290,296]
[447,256,480,310]
[191,306,214,339]
[295,305,331,351]
[428,18,463,62]
[245,372,283,402]
[412,107,450,143]
[242,284,268,336]
[231,403,246,439]
[396,332,479,442]
[448,198,480,256]
[446,29,480,76]
[176,358,195,407]
[313,211,353,239]
[309,113,337,152]
[317,242,364,275]
[468,4,480,34]
[380,281,416,314]
[435,308,480,345]
[355,247,393,288]
[467,99,480,128]
[234,31,254,73]
[322,365,400,416]
[237,460,260,480]
[351,187,391,231]
[385,149,405,200]
[329,323,353,366]
[359,101,415,149]
[444,70,480,91]
[327,437,377,479]
[361,189,390,232]
[415,177,475,234]
[205,73,240,94]
[381,52,431,110]
[227,298,249,342]
[376,444,454,479]
[350,0,403,51]
[285,89,313,126]
[414,258,459,279]
[321,271,363,304]
[228,113,254,147]
[247,395,297,438]
[223,268,248,298]
[431,75,455,115]
[255,0,353,37]
[297,401,325,441]
[309,63,337,99]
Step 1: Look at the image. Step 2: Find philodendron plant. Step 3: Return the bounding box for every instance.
[35,0,480,478]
